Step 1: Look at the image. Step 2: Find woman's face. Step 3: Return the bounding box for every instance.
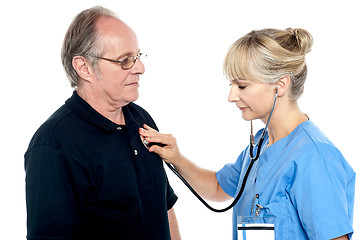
[228,79,276,123]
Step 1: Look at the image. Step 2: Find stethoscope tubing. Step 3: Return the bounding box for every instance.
[166,158,257,212]
[250,89,278,160]
[165,89,278,213]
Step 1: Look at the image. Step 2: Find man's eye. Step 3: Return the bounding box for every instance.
[122,57,130,64]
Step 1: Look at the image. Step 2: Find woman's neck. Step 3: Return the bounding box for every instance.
[266,104,308,147]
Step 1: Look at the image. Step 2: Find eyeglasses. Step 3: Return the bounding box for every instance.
[93,52,146,70]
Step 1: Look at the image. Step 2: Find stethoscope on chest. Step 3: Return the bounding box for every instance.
[141,89,278,213]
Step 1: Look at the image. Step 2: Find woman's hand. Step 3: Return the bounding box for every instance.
[140,124,231,202]
[139,124,183,166]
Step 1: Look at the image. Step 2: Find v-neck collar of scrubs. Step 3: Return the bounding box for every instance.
[257,119,312,163]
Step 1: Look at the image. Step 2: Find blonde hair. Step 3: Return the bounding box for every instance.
[223,28,313,100]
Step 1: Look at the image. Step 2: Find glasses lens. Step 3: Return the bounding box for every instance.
[121,53,146,70]
[121,57,135,70]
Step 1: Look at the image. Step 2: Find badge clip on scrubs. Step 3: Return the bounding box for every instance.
[141,89,278,213]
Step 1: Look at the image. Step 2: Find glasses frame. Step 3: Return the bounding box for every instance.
[93,52,146,70]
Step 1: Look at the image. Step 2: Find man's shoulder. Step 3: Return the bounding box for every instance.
[127,102,153,119]
[26,104,74,149]
[127,102,148,114]
[126,102,159,131]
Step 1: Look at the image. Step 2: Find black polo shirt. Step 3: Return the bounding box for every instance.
[25,92,177,240]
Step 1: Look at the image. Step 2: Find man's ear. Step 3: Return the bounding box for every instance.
[72,56,93,83]
[275,76,291,97]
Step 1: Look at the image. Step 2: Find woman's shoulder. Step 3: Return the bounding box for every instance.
[292,120,354,174]
[296,120,338,156]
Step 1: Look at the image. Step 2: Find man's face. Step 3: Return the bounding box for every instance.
[90,16,145,109]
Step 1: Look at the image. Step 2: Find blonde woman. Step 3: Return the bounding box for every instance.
[140,28,355,240]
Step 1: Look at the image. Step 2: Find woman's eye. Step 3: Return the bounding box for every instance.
[238,86,246,89]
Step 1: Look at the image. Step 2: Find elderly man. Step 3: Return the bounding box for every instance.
[25,6,180,240]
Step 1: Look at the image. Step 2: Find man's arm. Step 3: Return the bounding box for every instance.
[25,144,87,238]
[168,207,181,240]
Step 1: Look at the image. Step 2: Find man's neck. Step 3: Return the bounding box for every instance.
[76,88,126,125]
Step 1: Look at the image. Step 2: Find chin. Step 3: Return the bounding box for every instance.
[241,113,253,121]
[129,93,139,103]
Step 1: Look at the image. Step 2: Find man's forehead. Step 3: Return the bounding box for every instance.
[96,15,129,35]
[96,15,139,54]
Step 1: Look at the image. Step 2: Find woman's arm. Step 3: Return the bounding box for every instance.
[171,153,231,202]
[139,125,231,202]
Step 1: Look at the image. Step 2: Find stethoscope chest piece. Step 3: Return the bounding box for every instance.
[140,133,166,150]
[140,135,150,150]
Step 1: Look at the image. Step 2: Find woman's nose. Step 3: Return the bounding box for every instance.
[228,86,241,102]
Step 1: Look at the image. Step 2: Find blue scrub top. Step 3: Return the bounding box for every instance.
[216,120,355,240]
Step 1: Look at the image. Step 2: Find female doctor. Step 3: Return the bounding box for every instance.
[139,28,355,240]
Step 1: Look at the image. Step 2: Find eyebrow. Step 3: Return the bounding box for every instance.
[236,79,249,83]
[229,79,249,84]
[116,49,140,60]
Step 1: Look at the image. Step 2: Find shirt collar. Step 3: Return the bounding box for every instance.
[65,91,140,132]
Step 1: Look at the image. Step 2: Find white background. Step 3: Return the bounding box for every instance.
[1,0,360,239]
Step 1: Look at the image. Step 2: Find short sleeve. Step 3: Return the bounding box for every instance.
[289,149,355,240]
[25,144,89,239]
[166,178,178,210]
[216,150,248,198]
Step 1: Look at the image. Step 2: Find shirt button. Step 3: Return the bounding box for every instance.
[134,150,138,155]
[117,126,122,130]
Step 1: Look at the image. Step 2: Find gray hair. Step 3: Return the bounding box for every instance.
[61,6,117,88]
[223,28,313,101]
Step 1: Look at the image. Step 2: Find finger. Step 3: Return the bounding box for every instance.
[139,129,159,142]
[147,135,170,146]
[148,144,161,153]
[139,125,159,138]
[143,124,157,132]
[139,127,169,143]
[139,128,156,140]
[149,144,170,160]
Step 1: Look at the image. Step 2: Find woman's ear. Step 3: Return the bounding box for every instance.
[72,56,93,83]
[275,76,291,97]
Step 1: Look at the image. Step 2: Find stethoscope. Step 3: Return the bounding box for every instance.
[141,89,278,213]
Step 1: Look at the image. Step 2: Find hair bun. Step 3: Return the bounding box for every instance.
[286,28,313,54]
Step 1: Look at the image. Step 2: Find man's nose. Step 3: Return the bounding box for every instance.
[131,58,145,74]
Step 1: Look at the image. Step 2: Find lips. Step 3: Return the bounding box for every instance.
[238,106,249,111]
[125,81,139,86]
